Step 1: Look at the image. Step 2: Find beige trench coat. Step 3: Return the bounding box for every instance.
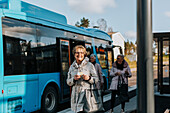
[67,57,100,113]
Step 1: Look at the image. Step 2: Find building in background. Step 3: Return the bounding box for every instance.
[108,32,125,58]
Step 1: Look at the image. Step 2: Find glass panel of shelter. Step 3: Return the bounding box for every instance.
[162,40,170,86]
[159,38,170,94]
[154,35,170,94]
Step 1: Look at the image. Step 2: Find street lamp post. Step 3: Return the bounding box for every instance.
[137,0,155,113]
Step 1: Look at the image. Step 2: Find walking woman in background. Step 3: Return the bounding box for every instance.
[90,54,104,102]
[67,45,103,113]
[109,54,132,113]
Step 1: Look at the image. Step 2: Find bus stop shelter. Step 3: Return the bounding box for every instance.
[154,32,170,94]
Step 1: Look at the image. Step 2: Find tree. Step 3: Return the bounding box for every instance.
[125,40,136,55]
[125,40,131,55]
[75,17,90,28]
[130,41,136,53]
[75,21,80,27]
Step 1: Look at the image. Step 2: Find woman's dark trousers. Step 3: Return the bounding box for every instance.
[110,90,125,111]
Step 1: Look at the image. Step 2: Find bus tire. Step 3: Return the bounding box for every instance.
[41,86,58,113]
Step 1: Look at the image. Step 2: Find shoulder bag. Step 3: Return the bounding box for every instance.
[117,75,129,103]
[84,80,105,113]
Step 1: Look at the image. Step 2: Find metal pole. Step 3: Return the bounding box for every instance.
[137,0,154,113]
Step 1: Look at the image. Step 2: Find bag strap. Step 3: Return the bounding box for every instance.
[90,79,95,97]
[90,79,99,97]
[118,75,126,85]
[90,84,92,97]
[95,63,101,81]
[118,76,121,87]
[121,75,126,84]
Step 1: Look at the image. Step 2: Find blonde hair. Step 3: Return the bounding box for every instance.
[72,45,87,55]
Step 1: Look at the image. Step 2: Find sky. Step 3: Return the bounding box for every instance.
[21,0,170,43]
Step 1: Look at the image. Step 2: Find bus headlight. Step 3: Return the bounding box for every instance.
[7,97,22,112]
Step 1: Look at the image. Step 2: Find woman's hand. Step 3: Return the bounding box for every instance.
[125,70,129,75]
[115,72,121,76]
[82,74,90,80]
[74,75,81,80]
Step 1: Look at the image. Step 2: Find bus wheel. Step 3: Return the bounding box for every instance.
[41,86,58,113]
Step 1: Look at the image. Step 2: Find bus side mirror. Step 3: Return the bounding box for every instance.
[119,47,123,54]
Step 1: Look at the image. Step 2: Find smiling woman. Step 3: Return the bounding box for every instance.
[67,45,104,113]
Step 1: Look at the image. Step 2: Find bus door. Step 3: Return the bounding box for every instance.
[96,46,108,90]
[85,43,92,58]
[70,39,85,63]
[106,45,114,72]
[106,45,114,87]
[58,39,71,100]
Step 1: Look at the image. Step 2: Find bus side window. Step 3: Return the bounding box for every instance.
[3,36,37,75]
[96,46,107,69]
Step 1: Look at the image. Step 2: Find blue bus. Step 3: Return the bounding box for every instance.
[0,0,120,113]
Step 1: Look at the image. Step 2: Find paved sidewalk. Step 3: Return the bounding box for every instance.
[58,85,137,113]
[58,96,137,113]
[105,96,137,113]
